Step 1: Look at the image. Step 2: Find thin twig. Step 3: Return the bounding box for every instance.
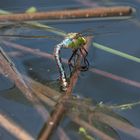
[90,68,140,89]
[57,128,71,140]
[2,41,65,61]
[0,112,34,140]
[0,6,133,21]
[25,76,61,101]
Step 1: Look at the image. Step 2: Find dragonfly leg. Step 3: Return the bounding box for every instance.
[79,48,89,71]
[68,49,78,75]
[82,47,88,57]
[83,47,89,70]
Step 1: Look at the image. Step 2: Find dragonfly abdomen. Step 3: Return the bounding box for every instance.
[54,33,88,91]
[54,43,68,91]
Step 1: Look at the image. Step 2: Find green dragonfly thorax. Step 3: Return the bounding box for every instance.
[63,33,87,49]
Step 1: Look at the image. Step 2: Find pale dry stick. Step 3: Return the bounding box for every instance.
[30,86,56,107]
[2,40,66,62]
[94,112,140,140]
[8,51,23,57]
[57,128,71,140]
[2,36,91,70]
[25,76,61,101]
[0,113,34,140]
[90,68,140,89]
[0,7,133,21]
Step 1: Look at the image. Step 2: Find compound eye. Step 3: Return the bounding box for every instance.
[84,39,87,44]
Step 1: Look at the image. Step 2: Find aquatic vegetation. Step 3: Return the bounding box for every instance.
[0,4,140,140]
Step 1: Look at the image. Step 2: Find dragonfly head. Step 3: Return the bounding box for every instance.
[66,33,87,49]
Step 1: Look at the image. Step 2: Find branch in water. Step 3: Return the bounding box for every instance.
[0,112,34,140]
[0,6,134,21]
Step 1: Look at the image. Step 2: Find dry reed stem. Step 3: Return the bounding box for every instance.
[0,113,34,140]
[57,128,71,140]
[25,76,61,101]
[0,6,133,21]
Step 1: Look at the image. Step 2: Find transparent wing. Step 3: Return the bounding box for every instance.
[77,29,119,38]
[0,34,63,41]
[0,21,67,41]
[0,21,67,36]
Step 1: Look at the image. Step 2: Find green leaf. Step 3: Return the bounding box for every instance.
[93,42,140,63]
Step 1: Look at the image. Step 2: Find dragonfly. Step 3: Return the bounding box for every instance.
[0,7,133,91]
[0,10,138,140]
[0,21,91,91]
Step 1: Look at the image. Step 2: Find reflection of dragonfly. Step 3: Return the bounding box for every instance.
[0,21,91,91]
